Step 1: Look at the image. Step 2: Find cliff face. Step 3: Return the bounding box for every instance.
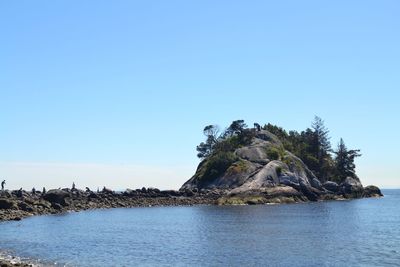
[181,130,381,201]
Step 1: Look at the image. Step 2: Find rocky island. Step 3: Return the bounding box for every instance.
[181,118,382,204]
[0,118,382,226]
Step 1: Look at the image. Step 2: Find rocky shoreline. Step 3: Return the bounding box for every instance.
[0,185,383,223]
[0,255,32,267]
[0,260,29,267]
[0,187,220,222]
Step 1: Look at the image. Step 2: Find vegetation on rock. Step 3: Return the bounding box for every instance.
[193,117,361,186]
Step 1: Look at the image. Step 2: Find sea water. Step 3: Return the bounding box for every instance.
[0,190,399,266]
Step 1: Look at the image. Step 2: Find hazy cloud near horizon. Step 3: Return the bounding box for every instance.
[0,162,194,191]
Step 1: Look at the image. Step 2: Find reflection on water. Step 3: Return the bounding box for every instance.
[0,190,399,267]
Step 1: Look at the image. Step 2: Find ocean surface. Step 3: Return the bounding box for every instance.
[0,190,399,267]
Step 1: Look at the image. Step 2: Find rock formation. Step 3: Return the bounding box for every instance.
[181,130,382,203]
[0,188,217,222]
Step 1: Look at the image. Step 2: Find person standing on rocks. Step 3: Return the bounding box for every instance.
[17,188,23,197]
[1,180,5,191]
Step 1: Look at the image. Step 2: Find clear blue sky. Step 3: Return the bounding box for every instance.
[1,0,399,189]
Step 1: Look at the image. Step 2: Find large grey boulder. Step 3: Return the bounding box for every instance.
[18,201,35,212]
[363,185,383,197]
[0,198,18,210]
[279,173,300,186]
[0,190,12,198]
[212,160,260,189]
[310,178,324,191]
[254,130,282,145]
[43,189,71,206]
[235,146,270,165]
[230,161,284,194]
[181,159,260,191]
[323,181,339,193]
[340,177,364,197]
[279,175,301,191]
[299,181,319,201]
[281,151,318,187]
[248,161,283,186]
[123,189,137,197]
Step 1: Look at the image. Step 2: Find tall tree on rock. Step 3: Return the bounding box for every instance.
[310,116,332,181]
[333,138,361,183]
[196,125,220,159]
[224,120,247,137]
[224,120,254,146]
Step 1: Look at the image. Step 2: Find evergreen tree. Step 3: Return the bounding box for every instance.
[224,120,247,137]
[311,116,331,154]
[333,138,361,183]
[196,125,220,159]
[310,116,332,181]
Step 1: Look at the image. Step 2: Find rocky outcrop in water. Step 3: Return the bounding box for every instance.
[181,130,383,204]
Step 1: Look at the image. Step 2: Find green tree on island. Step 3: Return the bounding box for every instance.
[196,125,220,159]
[224,120,248,137]
[309,116,333,182]
[333,138,361,183]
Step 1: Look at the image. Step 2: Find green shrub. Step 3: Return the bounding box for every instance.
[276,166,283,176]
[214,136,241,152]
[282,156,292,166]
[200,152,238,185]
[303,155,319,172]
[226,160,248,175]
[266,147,281,160]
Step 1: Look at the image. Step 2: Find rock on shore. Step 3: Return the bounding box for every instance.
[0,188,219,222]
[0,259,31,267]
[0,253,32,267]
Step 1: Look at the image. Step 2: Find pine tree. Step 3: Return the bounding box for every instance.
[333,138,361,183]
[196,125,220,158]
[224,120,247,137]
[311,116,331,156]
[309,116,332,181]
